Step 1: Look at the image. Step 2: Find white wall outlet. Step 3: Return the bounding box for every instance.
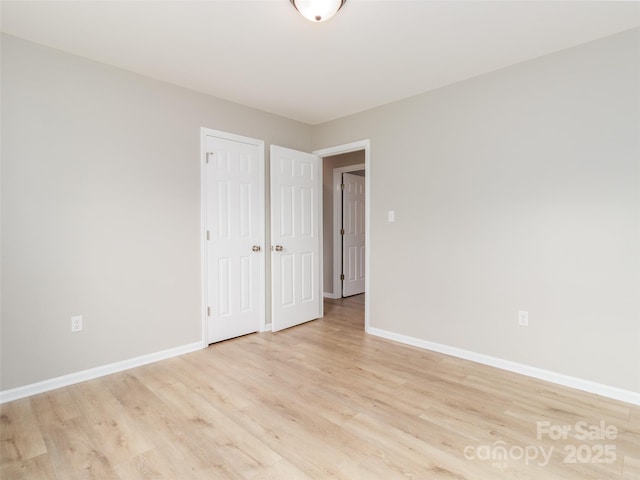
[518,310,528,326]
[388,210,395,222]
[71,315,83,332]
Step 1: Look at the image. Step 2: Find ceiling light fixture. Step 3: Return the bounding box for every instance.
[290,0,346,22]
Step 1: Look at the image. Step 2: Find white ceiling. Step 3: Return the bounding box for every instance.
[2,1,639,125]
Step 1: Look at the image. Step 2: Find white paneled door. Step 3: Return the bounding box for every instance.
[342,172,366,297]
[204,131,264,343]
[270,145,322,332]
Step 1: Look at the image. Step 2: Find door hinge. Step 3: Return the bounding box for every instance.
[206,152,214,164]
[340,274,345,281]
[340,183,345,190]
[207,306,211,316]
[340,228,345,235]
[206,230,210,240]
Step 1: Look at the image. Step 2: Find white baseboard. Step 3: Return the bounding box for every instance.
[366,326,640,406]
[6,329,637,407]
[0,342,203,404]
[323,292,339,299]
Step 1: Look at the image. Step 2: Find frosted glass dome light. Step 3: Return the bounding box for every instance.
[290,0,346,22]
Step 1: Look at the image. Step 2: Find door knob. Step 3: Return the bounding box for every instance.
[252,245,261,252]
[273,245,283,252]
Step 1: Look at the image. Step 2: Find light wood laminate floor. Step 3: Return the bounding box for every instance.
[2,295,639,479]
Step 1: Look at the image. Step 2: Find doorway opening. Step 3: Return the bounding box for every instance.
[314,140,370,332]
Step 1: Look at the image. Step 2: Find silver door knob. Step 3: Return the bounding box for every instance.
[252,245,261,252]
[273,245,283,252]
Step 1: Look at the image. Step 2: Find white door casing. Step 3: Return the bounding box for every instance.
[342,172,366,297]
[315,139,370,332]
[270,145,322,332]
[203,129,265,343]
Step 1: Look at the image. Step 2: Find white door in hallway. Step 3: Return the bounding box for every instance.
[270,145,321,332]
[204,130,264,343]
[342,172,366,297]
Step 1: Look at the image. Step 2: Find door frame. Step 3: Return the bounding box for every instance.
[314,140,370,332]
[333,164,365,299]
[200,127,266,347]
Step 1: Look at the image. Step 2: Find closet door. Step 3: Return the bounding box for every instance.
[203,130,264,343]
[270,145,321,332]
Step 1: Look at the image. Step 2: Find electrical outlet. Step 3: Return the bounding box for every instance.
[71,315,83,332]
[518,310,528,326]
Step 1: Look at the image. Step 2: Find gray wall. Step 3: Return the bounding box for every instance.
[1,34,312,390]
[322,151,365,295]
[3,28,639,395]
[313,28,640,393]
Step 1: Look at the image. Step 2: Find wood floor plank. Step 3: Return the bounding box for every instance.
[30,388,81,428]
[113,445,209,480]
[151,380,282,478]
[1,295,638,479]
[69,379,155,466]
[247,457,314,480]
[0,453,58,480]
[41,415,119,480]
[0,398,47,463]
